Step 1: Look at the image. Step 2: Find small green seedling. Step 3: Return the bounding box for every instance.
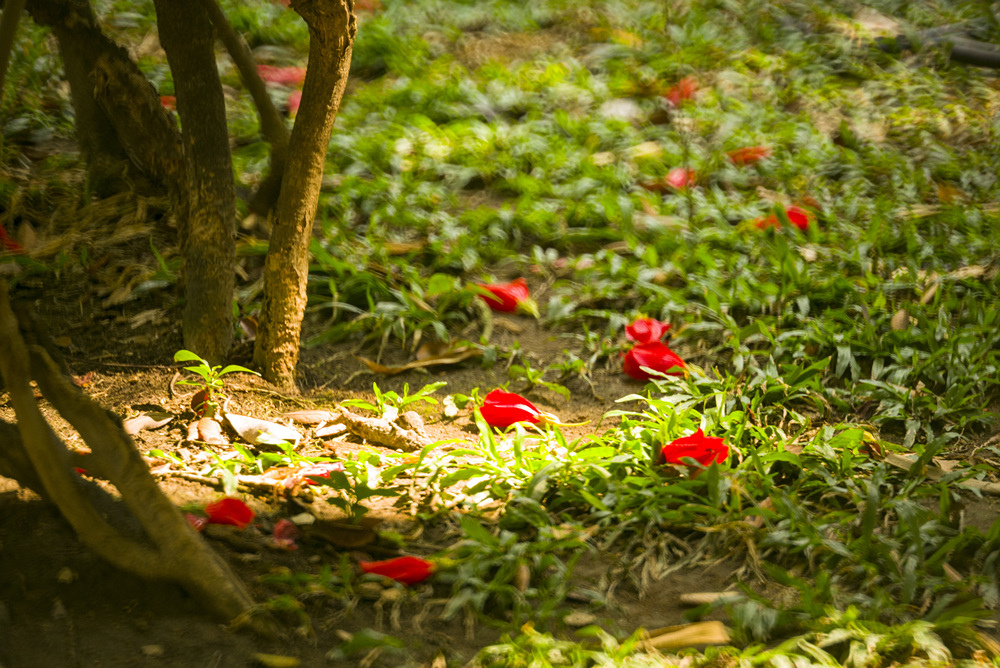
[173,349,259,416]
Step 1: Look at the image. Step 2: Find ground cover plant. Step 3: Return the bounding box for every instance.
[2,0,1000,665]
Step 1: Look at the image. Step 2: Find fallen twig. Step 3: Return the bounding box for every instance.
[335,408,430,452]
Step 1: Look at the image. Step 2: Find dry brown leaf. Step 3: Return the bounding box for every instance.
[356,346,482,376]
[384,241,426,255]
[679,592,738,606]
[415,341,451,361]
[514,563,530,592]
[948,265,985,281]
[641,621,731,650]
[936,182,965,204]
[314,423,347,439]
[196,417,228,445]
[919,281,939,305]
[890,309,909,331]
[123,413,174,435]
[224,413,302,446]
[284,409,338,425]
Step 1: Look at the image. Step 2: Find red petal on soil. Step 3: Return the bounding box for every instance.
[622,342,685,380]
[476,278,531,312]
[204,497,255,529]
[478,389,544,429]
[360,556,435,585]
[625,318,671,344]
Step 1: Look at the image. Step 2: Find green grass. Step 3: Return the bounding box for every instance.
[5,0,1000,663]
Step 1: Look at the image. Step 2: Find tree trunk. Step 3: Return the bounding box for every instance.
[254,0,356,390]
[154,0,237,365]
[25,0,160,196]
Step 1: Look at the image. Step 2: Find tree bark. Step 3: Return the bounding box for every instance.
[197,0,291,216]
[0,0,27,104]
[254,0,356,390]
[154,0,237,365]
[25,0,160,196]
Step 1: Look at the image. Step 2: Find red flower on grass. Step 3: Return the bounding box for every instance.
[0,226,23,253]
[666,167,697,190]
[159,95,176,111]
[479,389,558,430]
[257,65,307,86]
[360,556,435,586]
[476,278,537,316]
[204,497,255,529]
[664,76,698,107]
[658,429,728,468]
[754,205,812,232]
[623,342,685,380]
[726,146,772,166]
[185,513,209,532]
[626,318,671,344]
[282,462,345,489]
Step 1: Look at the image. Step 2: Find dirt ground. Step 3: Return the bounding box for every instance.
[0,263,750,668]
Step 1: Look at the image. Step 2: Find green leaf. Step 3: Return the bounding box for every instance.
[174,350,207,365]
[218,364,260,377]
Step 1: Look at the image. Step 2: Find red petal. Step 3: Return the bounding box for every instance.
[664,76,698,107]
[360,556,435,585]
[282,462,344,489]
[287,90,302,116]
[479,389,543,429]
[477,278,530,312]
[754,205,812,231]
[726,146,772,166]
[191,389,210,416]
[623,342,685,380]
[271,519,300,550]
[786,206,811,231]
[185,513,208,532]
[659,429,729,467]
[625,318,671,344]
[257,65,307,86]
[0,226,24,253]
[666,167,696,190]
[159,95,177,111]
[204,497,255,529]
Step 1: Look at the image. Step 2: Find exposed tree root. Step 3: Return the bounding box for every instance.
[0,280,277,637]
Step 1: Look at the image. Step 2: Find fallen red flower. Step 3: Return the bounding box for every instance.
[479,389,559,430]
[754,205,812,232]
[287,89,302,116]
[666,167,697,190]
[360,555,435,586]
[664,76,698,107]
[257,65,307,86]
[185,513,208,532]
[726,146,772,166]
[476,278,537,315]
[625,318,671,344]
[204,497,255,529]
[623,342,685,380]
[159,95,176,111]
[271,519,300,550]
[0,226,24,253]
[282,462,345,489]
[658,428,728,468]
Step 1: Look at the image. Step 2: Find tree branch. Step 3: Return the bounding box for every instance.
[197,0,291,215]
